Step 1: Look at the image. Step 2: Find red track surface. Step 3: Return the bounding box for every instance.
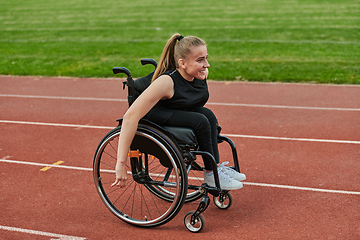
[1,75,359,239]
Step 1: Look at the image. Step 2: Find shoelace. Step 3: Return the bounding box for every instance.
[218,161,230,169]
[217,167,234,182]
[218,161,238,174]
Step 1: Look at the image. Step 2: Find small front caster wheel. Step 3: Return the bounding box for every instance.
[213,192,232,209]
[184,211,205,233]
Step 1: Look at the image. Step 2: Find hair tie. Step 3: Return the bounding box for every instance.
[177,35,184,41]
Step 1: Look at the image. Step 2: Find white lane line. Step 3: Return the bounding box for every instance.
[243,182,360,195]
[0,225,86,240]
[0,120,114,130]
[0,159,93,171]
[207,102,360,112]
[1,159,359,196]
[1,120,360,145]
[0,94,126,102]
[223,134,360,145]
[1,94,360,112]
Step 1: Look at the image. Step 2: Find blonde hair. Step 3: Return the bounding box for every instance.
[152,33,206,82]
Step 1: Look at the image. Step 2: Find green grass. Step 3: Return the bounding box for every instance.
[0,0,359,83]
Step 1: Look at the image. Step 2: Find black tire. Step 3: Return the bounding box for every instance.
[93,123,187,228]
[184,211,205,233]
[213,192,232,209]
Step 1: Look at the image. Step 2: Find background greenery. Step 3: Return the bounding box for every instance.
[0,0,359,83]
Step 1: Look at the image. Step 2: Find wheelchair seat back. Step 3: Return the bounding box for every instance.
[120,61,198,148]
[129,71,153,106]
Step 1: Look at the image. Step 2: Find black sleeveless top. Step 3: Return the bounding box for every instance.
[144,69,209,124]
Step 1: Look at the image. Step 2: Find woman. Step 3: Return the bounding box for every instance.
[112,33,246,190]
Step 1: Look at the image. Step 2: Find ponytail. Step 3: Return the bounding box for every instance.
[152,33,181,82]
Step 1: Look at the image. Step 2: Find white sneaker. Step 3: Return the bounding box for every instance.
[218,161,246,182]
[204,169,243,190]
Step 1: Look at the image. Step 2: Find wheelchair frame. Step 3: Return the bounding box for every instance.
[93,59,242,232]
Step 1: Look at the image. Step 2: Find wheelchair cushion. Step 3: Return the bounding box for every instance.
[163,126,198,146]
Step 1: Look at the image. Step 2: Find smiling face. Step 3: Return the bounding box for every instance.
[177,45,210,81]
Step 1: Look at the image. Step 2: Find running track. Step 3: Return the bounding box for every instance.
[1,75,359,239]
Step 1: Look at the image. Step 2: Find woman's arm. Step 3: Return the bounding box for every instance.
[112,75,174,188]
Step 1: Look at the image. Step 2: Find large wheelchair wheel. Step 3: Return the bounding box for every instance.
[93,122,188,228]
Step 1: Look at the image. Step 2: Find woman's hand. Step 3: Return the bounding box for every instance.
[111,161,128,188]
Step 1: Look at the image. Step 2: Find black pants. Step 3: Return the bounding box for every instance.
[145,106,219,170]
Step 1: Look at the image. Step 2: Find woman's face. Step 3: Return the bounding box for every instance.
[179,45,210,81]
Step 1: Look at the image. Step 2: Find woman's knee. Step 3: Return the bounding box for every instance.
[194,114,211,133]
[195,107,218,126]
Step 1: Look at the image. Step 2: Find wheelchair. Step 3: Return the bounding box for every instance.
[93,59,243,232]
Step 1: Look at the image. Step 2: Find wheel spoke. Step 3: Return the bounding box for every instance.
[94,127,187,227]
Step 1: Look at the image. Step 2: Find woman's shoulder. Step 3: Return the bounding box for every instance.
[159,69,180,85]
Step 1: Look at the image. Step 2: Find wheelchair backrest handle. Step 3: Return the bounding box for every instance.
[141,58,158,68]
[112,59,158,107]
[112,67,135,107]
[113,67,131,77]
